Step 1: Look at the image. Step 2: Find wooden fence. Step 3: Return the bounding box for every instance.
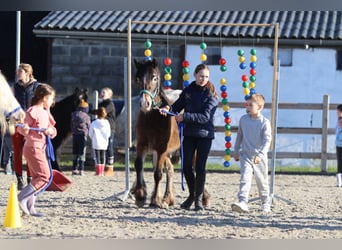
[60,95,338,172]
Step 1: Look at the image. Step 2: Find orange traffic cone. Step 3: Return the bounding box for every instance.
[3,183,22,228]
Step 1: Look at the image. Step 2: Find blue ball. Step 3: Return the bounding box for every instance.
[145,56,152,61]
[223,111,230,118]
[220,85,227,92]
[250,62,257,68]
[225,136,231,142]
[239,63,247,69]
[250,88,256,95]
[164,80,172,87]
[244,94,250,100]
[183,80,190,88]
[223,161,230,168]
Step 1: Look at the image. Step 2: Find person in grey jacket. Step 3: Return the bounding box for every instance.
[231,93,272,213]
[161,63,218,211]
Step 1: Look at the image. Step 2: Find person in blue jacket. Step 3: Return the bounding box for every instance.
[160,63,218,211]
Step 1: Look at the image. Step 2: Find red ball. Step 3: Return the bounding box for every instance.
[221,91,228,98]
[164,57,172,66]
[182,60,190,67]
[250,68,256,75]
[219,58,226,65]
[224,117,231,124]
[241,74,249,82]
[225,142,232,148]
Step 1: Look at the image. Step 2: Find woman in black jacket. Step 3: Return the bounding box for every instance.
[161,64,218,211]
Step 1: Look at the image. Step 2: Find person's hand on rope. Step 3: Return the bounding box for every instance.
[159,105,170,117]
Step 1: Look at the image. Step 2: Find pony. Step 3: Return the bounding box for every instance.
[0,72,25,135]
[50,88,88,171]
[131,58,181,208]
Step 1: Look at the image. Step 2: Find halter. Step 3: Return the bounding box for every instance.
[139,77,161,108]
[4,106,22,120]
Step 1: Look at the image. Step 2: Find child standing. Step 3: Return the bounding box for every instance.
[88,107,111,176]
[71,99,91,176]
[231,93,272,213]
[17,83,57,217]
[335,104,342,187]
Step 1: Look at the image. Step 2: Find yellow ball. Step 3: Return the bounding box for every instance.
[250,55,257,62]
[200,53,207,62]
[144,49,152,57]
[164,73,172,81]
[224,155,231,161]
[220,78,226,85]
[243,88,250,95]
[183,74,190,81]
[238,56,245,63]
[222,104,230,111]
[225,130,232,136]
[249,82,256,88]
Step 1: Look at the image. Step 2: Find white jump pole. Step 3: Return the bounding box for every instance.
[118,19,133,201]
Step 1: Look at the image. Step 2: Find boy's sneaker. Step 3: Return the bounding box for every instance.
[262,203,271,213]
[72,170,79,175]
[231,202,249,213]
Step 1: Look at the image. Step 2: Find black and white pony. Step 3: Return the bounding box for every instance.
[0,73,25,134]
[50,88,88,171]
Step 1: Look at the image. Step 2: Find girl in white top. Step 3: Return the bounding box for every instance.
[88,107,111,175]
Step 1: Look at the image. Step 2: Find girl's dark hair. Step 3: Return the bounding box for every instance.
[96,107,107,119]
[194,64,218,99]
[337,104,342,112]
[30,83,55,106]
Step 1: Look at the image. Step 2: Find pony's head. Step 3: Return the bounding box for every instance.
[0,73,25,135]
[134,58,162,113]
[72,87,88,108]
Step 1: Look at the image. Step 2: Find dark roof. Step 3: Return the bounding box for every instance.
[33,11,342,40]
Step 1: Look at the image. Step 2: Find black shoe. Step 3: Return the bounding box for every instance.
[17,177,24,191]
[194,201,204,211]
[180,196,194,210]
[27,176,32,184]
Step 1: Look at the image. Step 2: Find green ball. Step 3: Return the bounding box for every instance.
[220,65,227,72]
[164,67,172,74]
[200,42,207,50]
[221,98,228,105]
[250,48,257,55]
[225,148,232,155]
[250,75,256,82]
[182,67,190,74]
[242,81,249,88]
[224,124,231,130]
[237,49,244,56]
[144,40,152,48]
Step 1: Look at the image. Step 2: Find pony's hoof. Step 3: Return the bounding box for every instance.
[134,189,147,207]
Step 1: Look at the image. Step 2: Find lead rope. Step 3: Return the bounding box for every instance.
[15,124,54,196]
[160,109,185,191]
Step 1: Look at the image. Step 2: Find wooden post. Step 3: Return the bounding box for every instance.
[321,94,329,172]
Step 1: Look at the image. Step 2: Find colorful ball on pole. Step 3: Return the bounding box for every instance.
[219,55,231,167]
[144,40,152,49]
[163,57,172,89]
[200,42,207,50]
[182,60,190,88]
[144,39,152,61]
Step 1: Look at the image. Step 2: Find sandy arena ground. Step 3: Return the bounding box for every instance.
[1,169,342,239]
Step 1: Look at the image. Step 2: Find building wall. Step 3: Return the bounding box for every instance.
[50,38,183,99]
